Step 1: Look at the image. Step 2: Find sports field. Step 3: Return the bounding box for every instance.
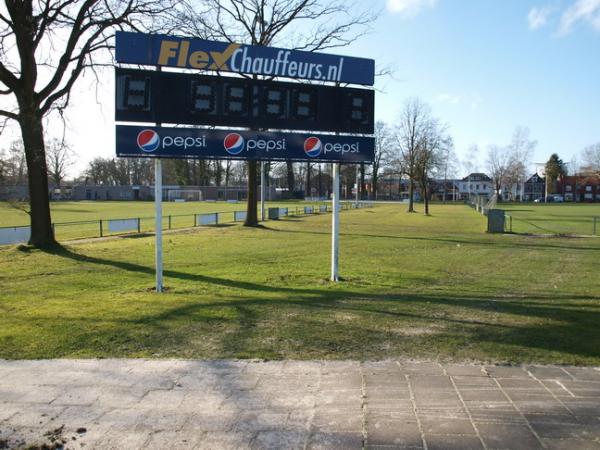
[1,203,599,364]
[501,202,600,235]
[0,200,328,240]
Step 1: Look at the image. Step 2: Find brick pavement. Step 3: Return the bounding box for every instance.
[0,360,599,449]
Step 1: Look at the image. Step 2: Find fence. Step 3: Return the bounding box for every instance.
[505,213,599,236]
[504,214,513,233]
[468,196,600,236]
[466,193,497,216]
[0,201,374,245]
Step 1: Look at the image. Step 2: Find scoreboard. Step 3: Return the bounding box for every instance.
[115,68,374,134]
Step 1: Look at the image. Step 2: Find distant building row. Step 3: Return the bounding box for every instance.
[0,184,278,202]
[378,172,600,202]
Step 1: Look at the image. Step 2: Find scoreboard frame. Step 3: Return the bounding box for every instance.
[115,68,374,134]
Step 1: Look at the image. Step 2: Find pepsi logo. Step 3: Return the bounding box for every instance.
[223,133,245,155]
[137,129,160,153]
[304,137,322,157]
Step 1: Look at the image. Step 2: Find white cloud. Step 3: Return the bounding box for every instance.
[559,0,600,35]
[386,0,438,16]
[436,93,461,105]
[528,5,555,30]
[436,93,483,110]
[469,94,483,111]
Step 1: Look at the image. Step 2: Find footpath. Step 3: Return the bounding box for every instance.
[1,359,599,449]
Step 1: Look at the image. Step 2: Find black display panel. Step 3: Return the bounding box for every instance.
[115,68,374,134]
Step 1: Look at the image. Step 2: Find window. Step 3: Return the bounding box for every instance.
[476,184,480,190]
[566,185,572,192]
[586,185,592,192]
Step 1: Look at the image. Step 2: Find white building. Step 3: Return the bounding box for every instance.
[456,173,493,199]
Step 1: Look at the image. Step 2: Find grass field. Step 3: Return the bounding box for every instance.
[0,200,329,240]
[1,203,599,364]
[501,202,600,235]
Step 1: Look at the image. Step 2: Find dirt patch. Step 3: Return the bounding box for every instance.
[390,326,442,336]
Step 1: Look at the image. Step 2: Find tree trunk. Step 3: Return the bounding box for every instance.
[424,183,429,215]
[305,162,311,198]
[359,163,365,200]
[19,112,55,246]
[408,178,415,212]
[244,160,258,226]
[318,164,322,198]
[286,161,295,197]
[216,162,222,186]
[372,173,378,199]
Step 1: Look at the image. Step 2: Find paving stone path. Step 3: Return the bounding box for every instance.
[0,360,599,449]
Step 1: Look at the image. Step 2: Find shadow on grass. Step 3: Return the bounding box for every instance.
[30,244,600,362]
[262,226,600,252]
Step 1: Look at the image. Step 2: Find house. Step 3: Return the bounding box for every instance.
[558,174,600,202]
[456,173,493,200]
[429,179,460,202]
[523,174,545,201]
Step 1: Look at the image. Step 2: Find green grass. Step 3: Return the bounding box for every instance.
[0,200,327,240]
[501,202,600,235]
[1,203,599,364]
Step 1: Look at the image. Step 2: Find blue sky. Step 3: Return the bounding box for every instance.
[2,0,598,177]
[343,0,600,173]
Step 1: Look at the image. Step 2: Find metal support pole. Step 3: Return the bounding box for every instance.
[331,163,340,282]
[260,160,266,221]
[355,165,359,207]
[155,159,163,293]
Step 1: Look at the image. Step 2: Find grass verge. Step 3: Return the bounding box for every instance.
[1,204,599,364]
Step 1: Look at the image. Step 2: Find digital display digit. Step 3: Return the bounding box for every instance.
[224,85,248,115]
[346,92,371,126]
[292,90,316,121]
[118,75,151,111]
[191,81,217,114]
[264,88,287,118]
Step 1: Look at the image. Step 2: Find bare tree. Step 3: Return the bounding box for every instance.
[46,138,75,187]
[1,140,28,185]
[0,149,6,184]
[486,145,511,201]
[462,145,480,176]
[178,0,375,225]
[414,117,449,215]
[582,143,600,172]
[506,127,536,201]
[286,162,296,198]
[395,98,430,212]
[437,136,457,203]
[0,0,179,246]
[302,162,310,197]
[372,120,392,199]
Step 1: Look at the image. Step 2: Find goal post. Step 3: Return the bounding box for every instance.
[167,189,203,202]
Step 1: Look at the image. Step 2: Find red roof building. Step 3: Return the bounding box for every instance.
[558,174,600,202]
